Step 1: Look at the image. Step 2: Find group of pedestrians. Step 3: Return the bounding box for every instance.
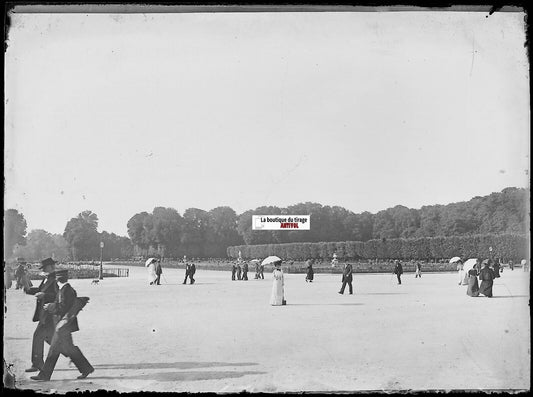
[23,258,93,381]
[465,259,497,297]
[145,258,197,285]
[231,261,265,280]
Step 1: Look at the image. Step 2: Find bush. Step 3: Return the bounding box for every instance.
[227,233,528,261]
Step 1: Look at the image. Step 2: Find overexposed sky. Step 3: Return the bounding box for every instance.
[5,10,530,236]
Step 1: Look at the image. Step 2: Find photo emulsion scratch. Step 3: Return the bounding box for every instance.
[3,5,530,394]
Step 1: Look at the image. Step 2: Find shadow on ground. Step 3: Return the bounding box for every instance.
[55,361,258,371]
[359,293,408,295]
[288,303,364,306]
[39,370,265,382]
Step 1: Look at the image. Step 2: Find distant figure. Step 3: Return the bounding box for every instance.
[338,263,353,294]
[509,260,514,271]
[270,261,286,306]
[237,263,242,280]
[254,262,260,279]
[154,260,163,285]
[231,263,237,281]
[146,258,157,285]
[15,263,27,290]
[259,264,264,279]
[189,263,196,284]
[492,260,501,278]
[394,261,403,285]
[331,253,338,268]
[4,261,13,290]
[305,260,314,283]
[478,260,495,298]
[456,260,465,286]
[522,259,529,272]
[30,270,94,381]
[466,264,480,297]
[183,264,191,284]
[242,262,249,281]
[414,262,422,278]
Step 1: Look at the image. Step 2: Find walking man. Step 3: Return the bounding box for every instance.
[24,258,59,373]
[155,259,163,285]
[338,263,353,295]
[30,270,94,381]
[259,263,264,279]
[237,263,242,280]
[189,263,196,284]
[231,263,237,280]
[394,260,403,285]
[183,263,191,284]
[242,262,249,281]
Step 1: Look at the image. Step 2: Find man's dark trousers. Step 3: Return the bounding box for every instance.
[339,277,353,294]
[31,320,55,369]
[397,274,402,284]
[39,328,93,379]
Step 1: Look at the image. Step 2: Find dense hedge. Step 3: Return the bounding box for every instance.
[227,233,529,261]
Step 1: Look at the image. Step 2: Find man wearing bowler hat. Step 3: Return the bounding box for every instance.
[24,258,59,373]
[31,269,94,381]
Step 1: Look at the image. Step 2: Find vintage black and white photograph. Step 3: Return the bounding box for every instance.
[3,4,530,394]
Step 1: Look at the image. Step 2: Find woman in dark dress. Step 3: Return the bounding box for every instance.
[492,259,501,278]
[466,265,480,297]
[479,260,495,297]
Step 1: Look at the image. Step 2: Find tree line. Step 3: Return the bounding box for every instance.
[4,187,529,261]
[6,210,133,261]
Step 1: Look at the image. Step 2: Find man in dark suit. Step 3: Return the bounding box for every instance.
[394,260,403,285]
[183,263,191,284]
[237,263,242,280]
[24,258,59,373]
[189,263,196,284]
[154,259,163,285]
[338,263,353,294]
[231,263,237,280]
[259,264,264,279]
[31,270,94,381]
[242,262,248,281]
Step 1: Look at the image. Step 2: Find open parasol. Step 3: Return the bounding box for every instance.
[145,258,157,267]
[261,256,282,266]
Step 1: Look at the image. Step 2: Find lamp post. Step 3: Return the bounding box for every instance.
[99,241,104,280]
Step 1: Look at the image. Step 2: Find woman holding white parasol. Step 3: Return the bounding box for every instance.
[263,256,286,306]
[145,258,158,285]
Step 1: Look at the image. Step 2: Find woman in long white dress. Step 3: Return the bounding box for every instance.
[456,260,465,285]
[146,258,157,285]
[270,261,285,306]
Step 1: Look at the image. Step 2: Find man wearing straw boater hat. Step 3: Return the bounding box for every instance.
[24,257,59,373]
[31,269,94,381]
